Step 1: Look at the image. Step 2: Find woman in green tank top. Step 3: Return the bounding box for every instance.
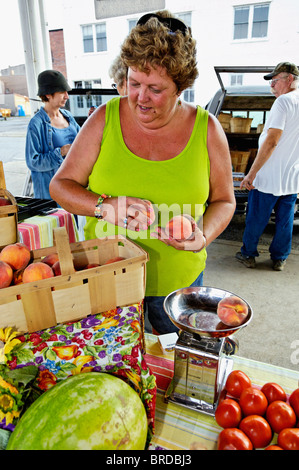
[50,11,236,334]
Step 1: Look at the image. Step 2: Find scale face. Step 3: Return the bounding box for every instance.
[163,286,253,416]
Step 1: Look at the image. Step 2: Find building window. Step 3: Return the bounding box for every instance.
[233,3,269,40]
[96,23,107,52]
[230,74,243,86]
[183,88,194,103]
[82,23,107,53]
[177,12,192,28]
[252,4,269,38]
[128,19,137,32]
[82,25,94,53]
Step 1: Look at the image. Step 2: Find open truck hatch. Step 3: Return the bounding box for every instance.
[205,66,276,214]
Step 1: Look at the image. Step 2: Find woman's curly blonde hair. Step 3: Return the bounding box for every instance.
[120,10,198,93]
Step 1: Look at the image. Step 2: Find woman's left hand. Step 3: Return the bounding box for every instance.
[151,217,206,252]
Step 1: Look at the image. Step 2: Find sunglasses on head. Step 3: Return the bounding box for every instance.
[137,13,188,36]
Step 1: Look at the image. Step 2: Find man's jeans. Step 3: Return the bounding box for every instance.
[241,189,297,260]
[144,272,204,334]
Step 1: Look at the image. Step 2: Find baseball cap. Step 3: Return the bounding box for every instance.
[264,62,299,80]
[37,70,72,96]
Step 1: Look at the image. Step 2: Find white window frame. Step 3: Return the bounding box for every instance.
[82,23,107,53]
[233,3,270,41]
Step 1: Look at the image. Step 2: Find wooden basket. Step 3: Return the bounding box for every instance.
[0,188,19,249]
[230,151,251,173]
[230,117,253,133]
[0,227,148,333]
[218,113,231,132]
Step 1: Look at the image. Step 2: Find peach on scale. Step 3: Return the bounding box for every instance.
[217,295,248,327]
[0,243,31,271]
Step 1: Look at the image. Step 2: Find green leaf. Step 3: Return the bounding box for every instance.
[4,365,39,387]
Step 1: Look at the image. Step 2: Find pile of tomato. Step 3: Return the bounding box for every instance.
[215,370,299,450]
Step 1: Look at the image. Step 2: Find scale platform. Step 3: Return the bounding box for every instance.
[163,286,253,416]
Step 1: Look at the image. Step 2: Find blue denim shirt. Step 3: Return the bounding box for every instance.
[25,107,80,199]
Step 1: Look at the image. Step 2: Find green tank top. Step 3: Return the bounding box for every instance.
[84,97,210,296]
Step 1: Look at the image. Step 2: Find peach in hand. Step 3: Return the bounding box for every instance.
[0,242,31,271]
[23,262,54,283]
[165,215,193,241]
[0,261,13,288]
[217,295,248,327]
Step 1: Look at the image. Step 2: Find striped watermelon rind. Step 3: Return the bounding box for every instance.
[7,372,148,450]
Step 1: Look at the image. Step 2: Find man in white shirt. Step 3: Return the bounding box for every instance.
[236,62,299,271]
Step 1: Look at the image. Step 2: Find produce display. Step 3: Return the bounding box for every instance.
[215,370,299,450]
[0,241,127,288]
[7,372,148,450]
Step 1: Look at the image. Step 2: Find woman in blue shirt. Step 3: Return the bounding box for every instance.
[25,70,80,200]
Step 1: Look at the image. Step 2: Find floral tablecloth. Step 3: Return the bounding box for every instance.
[0,302,156,448]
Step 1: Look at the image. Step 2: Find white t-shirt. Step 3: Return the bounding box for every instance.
[253,89,299,195]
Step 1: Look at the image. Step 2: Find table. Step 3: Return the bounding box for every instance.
[144,333,299,451]
[2,323,298,450]
[17,209,79,250]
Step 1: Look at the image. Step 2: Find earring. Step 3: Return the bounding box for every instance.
[177,98,182,107]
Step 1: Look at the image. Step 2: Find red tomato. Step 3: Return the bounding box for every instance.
[264,445,283,450]
[217,428,253,450]
[239,415,273,449]
[266,400,297,434]
[239,387,268,417]
[225,370,252,398]
[277,428,299,450]
[261,382,287,404]
[215,398,242,428]
[289,388,299,418]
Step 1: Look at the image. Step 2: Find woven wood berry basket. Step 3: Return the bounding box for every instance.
[0,188,19,249]
[230,117,253,133]
[0,227,148,333]
[230,150,251,173]
[218,113,232,132]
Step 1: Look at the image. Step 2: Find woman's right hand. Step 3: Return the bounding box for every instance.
[101,196,155,231]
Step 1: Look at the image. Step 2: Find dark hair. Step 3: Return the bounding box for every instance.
[120,10,198,93]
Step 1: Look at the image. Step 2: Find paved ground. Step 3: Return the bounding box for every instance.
[205,239,299,371]
[1,116,298,372]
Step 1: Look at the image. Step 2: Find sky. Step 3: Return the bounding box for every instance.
[0,0,62,71]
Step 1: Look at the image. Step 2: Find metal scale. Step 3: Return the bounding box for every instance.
[163,286,253,416]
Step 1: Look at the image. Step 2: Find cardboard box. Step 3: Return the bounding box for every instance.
[0,227,148,333]
[158,332,178,354]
